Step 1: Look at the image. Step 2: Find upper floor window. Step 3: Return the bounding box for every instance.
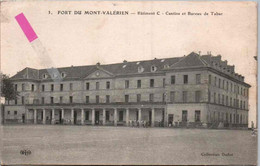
[218,78,221,88]
[138,66,144,73]
[170,91,175,102]
[231,83,233,92]
[31,84,34,92]
[195,91,201,102]
[226,82,229,91]
[86,96,89,103]
[15,84,18,91]
[70,83,73,91]
[171,76,175,84]
[214,77,217,86]
[70,96,73,103]
[14,111,17,115]
[208,75,211,84]
[42,97,45,104]
[196,74,201,84]
[22,84,25,91]
[106,95,110,103]
[214,93,216,103]
[60,84,63,91]
[42,84,45,92]
[86,82,90,90]
[149,94,154,102]
[60,96,63,103]
[137,80,141,88]
[125,95,129,103]
[163,78,165,87]
[150,79,154,87]
[182,91,187,102]
[15,99,17,105]
[50,97,54,104]
[183,75,188,84]
[106,81,110,89]
[21,96,24,105]
[137,94,141,102]
[96,95,99,103]
[222,80,225,89]
[151,65,157,72]
[125,80,129,89]
[51,84,54,91]
[96,82,99,90]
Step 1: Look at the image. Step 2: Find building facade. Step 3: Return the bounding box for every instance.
[3,52,250,127]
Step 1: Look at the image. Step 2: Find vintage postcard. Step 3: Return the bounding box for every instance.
[0,1,257,165]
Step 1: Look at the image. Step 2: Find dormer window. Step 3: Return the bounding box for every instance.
[138,66,144,73]
[42,73,48,79]
[61,72,66,78]
[164,64,169,69]
[151,65,157,72]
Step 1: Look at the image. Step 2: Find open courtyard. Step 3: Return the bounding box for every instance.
[0,125,257,165]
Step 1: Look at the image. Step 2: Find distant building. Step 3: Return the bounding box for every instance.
[3,52,250,127]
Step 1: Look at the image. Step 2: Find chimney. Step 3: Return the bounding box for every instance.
[123,60,127,63]
[96,62,100,66]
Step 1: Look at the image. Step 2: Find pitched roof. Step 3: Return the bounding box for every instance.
[10,52,246,83]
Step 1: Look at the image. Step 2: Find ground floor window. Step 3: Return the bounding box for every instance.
[182,110,187,122]
[195,110,200,122]
[106,111,109,121]
[85,111,89,120]
[119,111,123,121]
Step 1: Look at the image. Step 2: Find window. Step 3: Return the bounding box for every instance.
[151,65,157,72]
[222,80,225,89]
[119,111,124,121]
[125,95,129,103]
[70,96,73,103]
[14,111,17,115]
[15,99,17,105]
[150,79,154,87]
[51,84,54,91]
[182,110,188,122]
[96,95,99,103]
[230,97,232,107]
[162,93,165,102]
[22,84,25,91]
[149,94,154,102]
[182,91,187,102]
[233,99,236,107]
[42,97,45,104]
[214,77,217,86]
[60,96,63,103]
[183,75,188,84]
[196,74,201,84]
[163,78,165,87]
[208,75,211,84]
[226,82,229,91]
[226,96,228,106]
[195,91,201,102]
[240,100,242,109]
[15,84,18,91]
[106,111,110,121]
[218,78,221,88]
[96,82,99,90]
[50,97,54,104]
[125,80,129,89]
[137,80,141,88]
[43,73,48,79]
[218,94,220,104]
[7,111,10,115]
[22,96,24,104]
[85,111,89,120]
[214,93,216,103]
[61,72,66,78]
[171,76,175,84]
[31,84,34,91]
[138,66,144,73]
[137,94,141,102]
[195,110,201,122]
[208,91,211,102]
[106,95,110,103]
[170,91,175,102]
[42,85,45,91]
[106,81,110,89]
[243,101,246,109]
[70,83,73,90]
[222,95,224,105]
[60,84,63,91]
[86,82,90,90]
[231,83,233,92]
[86,96,89,103]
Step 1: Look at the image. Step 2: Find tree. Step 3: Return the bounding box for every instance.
[1,74,19,104]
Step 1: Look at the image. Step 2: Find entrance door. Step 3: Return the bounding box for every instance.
[74,112,77,125]
[168,114,174,126]
[22,114,25,123]
[95,111,99,125]
[59,110,62,124]
[119,111,123,122]
[136,111,138,121]
[149,111,152,126]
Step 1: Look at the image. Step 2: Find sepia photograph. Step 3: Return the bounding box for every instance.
[0,1,258,165]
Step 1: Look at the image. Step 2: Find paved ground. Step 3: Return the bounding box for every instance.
[0,125,257,165]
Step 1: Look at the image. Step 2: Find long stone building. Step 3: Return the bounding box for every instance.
[3,52,250,127]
